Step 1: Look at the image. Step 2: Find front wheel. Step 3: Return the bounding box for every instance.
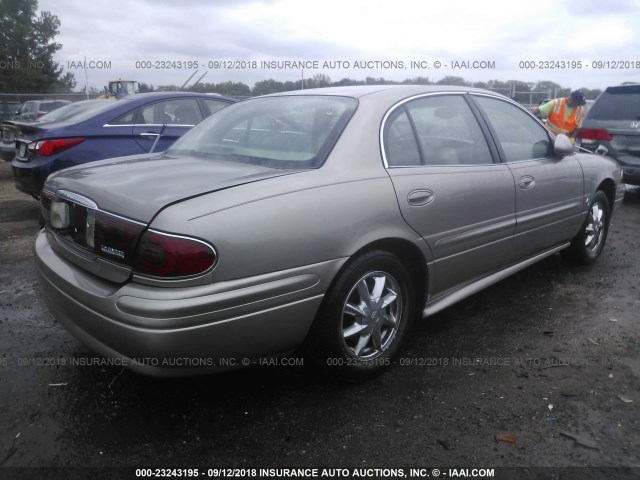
[305,250,415,380]
[563,191,610,265]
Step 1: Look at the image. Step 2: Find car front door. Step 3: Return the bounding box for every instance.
[471,95,584,260]
[383,93,516,300]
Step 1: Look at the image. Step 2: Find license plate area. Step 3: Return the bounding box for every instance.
[2,128,15,143]
[52,199,93,248]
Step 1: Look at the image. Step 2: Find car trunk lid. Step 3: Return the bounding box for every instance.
[42,153,302,283]
[13,122,64,161]
[45,153,301,222]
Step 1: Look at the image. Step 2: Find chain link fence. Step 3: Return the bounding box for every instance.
[483,87,555,107]
[0,92,97,103]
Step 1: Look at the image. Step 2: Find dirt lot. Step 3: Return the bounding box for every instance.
[0,159,639,480]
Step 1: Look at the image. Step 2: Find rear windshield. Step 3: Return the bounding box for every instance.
[167,95,357,169]
[588,85,640,121]
[37,100,103,122]
[48,99,127,124]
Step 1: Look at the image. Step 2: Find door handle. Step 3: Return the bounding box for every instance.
[140,132,159,137]
[407,189,435,206]
[518,175,535,189]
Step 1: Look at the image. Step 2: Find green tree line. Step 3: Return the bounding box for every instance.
[150,74,602,101]
[1,1,602,102]
[0,0,76,93]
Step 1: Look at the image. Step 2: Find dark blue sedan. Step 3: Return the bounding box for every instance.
[11,92,235,198]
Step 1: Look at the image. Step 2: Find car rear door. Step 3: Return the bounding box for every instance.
[471,95,584,259]
[383,93,516,299]
[132,98,204,152]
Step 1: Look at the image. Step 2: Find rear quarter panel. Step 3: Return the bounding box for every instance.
[574,152,624,222]
[149,168,427,283]
[148,96,431,283]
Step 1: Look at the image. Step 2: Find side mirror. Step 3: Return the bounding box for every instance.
[554,134,574,157]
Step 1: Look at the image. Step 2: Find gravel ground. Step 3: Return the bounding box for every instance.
[0,160,638,480]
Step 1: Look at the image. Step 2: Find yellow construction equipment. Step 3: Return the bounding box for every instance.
[98,80,139,99]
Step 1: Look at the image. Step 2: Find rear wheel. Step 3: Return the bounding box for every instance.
[306,250,415,380]
[563,191,610,265]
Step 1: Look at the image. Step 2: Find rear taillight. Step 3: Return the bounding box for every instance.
[29,138,85,156]
[133,230,216,278]
[575,128,612,141]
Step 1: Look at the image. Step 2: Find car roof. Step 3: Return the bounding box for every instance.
[117,91,235,103]
[262,84,510,102]
[16,92,237,130]
[24,99,71,104]
[604,83,640,94]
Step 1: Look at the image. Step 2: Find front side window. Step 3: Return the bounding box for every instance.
[474,96,552,162]
[168,96,357,169]
[384,95,493,166]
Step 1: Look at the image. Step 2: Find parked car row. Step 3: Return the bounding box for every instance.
[576,83,640,186]
[0,100,21,122]
[14,99,72,122]
[2,92,235,198]
[33,84,625,380]
[1,100,102,161]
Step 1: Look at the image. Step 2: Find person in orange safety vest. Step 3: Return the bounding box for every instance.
[531,90,586,139]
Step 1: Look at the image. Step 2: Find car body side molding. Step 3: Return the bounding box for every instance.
[423,242,568,317]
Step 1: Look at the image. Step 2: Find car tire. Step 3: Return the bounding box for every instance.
[305,250,415,380]
[563,191,610,265]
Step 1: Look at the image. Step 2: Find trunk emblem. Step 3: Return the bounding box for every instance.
[100,245,126,259]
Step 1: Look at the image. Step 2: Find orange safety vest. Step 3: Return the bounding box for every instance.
[546,98,584,136]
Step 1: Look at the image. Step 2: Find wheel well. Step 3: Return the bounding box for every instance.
[597,179,616,212]
[348,239,428,314]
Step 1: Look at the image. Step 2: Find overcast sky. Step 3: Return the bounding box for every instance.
[38,0,640,93]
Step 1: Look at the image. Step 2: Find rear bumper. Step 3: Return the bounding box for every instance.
[0,142,15,161]
[579,142,640,186]
[12,162,47,197]
[621,167,640,186]
[35,229,342,376]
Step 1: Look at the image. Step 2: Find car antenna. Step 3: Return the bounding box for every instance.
[149,124,167,153]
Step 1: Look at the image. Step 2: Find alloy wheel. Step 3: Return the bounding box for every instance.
[341,271,402,359]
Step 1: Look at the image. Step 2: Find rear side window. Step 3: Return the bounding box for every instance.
[588,85,640,121]
[384,109,421,166]
[203,99,229,115]
[111,109,138,125]
[137,98,203,125]
[384,95,493,166]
